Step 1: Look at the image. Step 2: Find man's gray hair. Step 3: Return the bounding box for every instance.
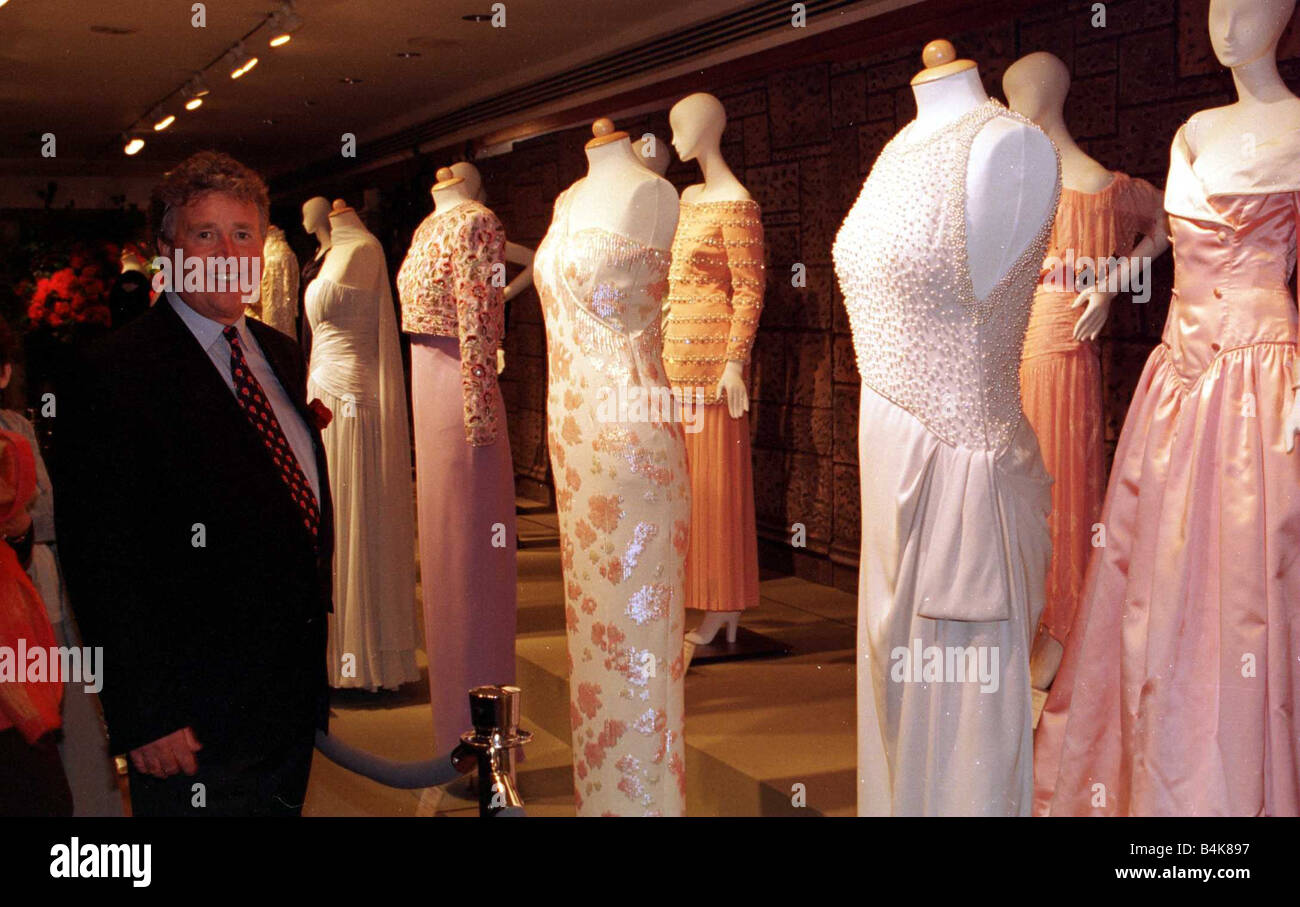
[149,150,270,247]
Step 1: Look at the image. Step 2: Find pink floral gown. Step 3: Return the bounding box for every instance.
[533,184,690,816]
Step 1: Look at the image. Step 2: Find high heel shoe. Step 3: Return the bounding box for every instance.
[683,611,740,670]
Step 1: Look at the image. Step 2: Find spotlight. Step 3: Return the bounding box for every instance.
[268,2,302,47]
[122,134,145,155]
[227,44,258,79]
[183,75,209,110]
[153,112,175,132]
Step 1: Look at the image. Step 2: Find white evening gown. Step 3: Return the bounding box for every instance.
[832,99,1059,816]
[305,264,419,690]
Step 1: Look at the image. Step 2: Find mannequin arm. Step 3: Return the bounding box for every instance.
[715,361,748,418]
[1285,392,1300,454]
[502,241,535,303]
[1071,191,1175,343]
[455,214,507,446]
[718,206,765,418]
[1071,202,1170,342]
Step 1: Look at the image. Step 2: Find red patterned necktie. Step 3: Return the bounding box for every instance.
[222,325,320,546]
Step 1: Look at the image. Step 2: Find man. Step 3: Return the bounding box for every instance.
[55,151,333,816]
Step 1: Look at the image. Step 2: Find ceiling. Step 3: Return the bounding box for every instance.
[0,0,790,179]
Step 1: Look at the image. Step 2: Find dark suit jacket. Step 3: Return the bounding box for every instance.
[54,299,334,759]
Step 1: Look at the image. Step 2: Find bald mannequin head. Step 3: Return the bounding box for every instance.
[670,92,727,162]
[1209,0,1296,67]
[449,161,486,202]
[301,196,332,235]
[1003,52,1070,127]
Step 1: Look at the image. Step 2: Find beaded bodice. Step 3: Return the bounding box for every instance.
[833,99,1059,451]
[534,186,673,391]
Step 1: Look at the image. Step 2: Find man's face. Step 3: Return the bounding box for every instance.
[160,192,263,325]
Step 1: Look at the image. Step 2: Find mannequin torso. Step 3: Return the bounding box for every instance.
[908,68,1058,300]
[567,138,678,250]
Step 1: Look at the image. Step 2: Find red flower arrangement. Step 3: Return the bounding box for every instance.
[24,241,118,336]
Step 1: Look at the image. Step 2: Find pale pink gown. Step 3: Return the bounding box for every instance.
[1034,124,1300,816]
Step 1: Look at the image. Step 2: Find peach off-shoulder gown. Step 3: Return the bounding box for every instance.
[1019,171,1162,644]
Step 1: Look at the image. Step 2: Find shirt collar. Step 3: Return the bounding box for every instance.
[166,291,249,351]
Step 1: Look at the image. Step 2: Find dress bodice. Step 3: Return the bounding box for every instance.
[305,277,380,403]
[534,186,673,390]
[1161,125,1300,383]
[833,99,1059,452]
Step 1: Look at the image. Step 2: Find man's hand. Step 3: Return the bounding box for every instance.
[129,727,202,779]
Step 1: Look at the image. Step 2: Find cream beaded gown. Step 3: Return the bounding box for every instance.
[534,183,690,816]
[833,99,1059,816]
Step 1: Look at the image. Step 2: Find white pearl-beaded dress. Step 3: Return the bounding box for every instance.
[832,99,1059,816]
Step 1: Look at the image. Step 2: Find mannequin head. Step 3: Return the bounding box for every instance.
[632,132,671,175]
[449,161,485,202]
[1209,0,1295,67]
[1003,52,1070,126]
[302,196,331,235]
[670,93,726,162]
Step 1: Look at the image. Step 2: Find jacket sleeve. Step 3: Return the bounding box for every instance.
[454,209,507,446]
[722,206,766,365]
[54,348,193,754]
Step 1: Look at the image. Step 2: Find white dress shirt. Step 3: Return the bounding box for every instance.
[166,292,321,500]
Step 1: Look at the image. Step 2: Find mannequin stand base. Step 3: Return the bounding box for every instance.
[685,625,791,667]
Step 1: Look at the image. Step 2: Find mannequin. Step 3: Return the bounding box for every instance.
[1003,52,1169,695]
[250,224,300,338]
[531,119,687,815]
[298,196,333,359]
[448,161,534,302]
[632,132,672,176]
[665,92,765,657]
[1033,0,1300,817]
[397,167,517,769]
[907,42,1058,296]
[834,40,1059,816]
[109,245,151,327]
[306,199,420,691]
[447,161,534,375]
[567,119,678,248]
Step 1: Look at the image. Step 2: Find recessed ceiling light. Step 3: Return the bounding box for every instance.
[185,97,203,111]
[123,136,145,156]
[153,113,176,132]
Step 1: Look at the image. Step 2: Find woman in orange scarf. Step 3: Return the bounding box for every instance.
[0,429,71,816]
